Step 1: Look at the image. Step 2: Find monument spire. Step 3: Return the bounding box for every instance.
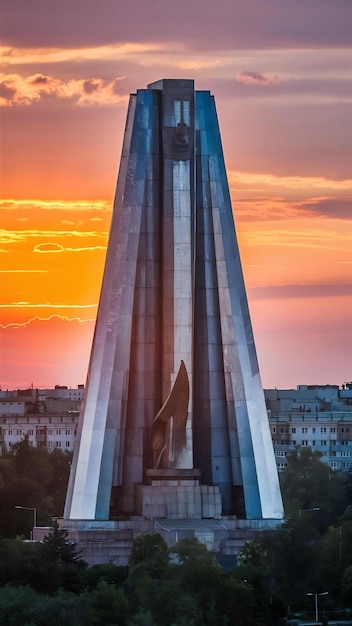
[64,79,283,523]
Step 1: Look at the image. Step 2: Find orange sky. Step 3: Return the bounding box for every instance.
[1,1,351,390]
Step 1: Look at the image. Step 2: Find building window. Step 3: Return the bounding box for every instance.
[27,429,33,436]
[302,427,308,434]
[65,429,70,435]
[331,462,338,469]
[272,427,276,434]
[312,440,315,445]
[312,428,316,434]
[16,430,22,436]
[291,427,296,434]
[330,427,336,433]
[56,429,61,435]
[302,440,308,446]
[292,440,296,445]
[321,440,327,446]
[321,427,327,434]
[56,441,61,448]
[65,441,70,447]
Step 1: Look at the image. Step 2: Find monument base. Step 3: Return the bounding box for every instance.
[136,469,222,520]
[33,516,282,566]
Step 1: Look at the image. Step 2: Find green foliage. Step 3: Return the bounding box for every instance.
[0,585,90,625]
[280,445,348,532]
[89,580,129,625]
[0,443,350,623]
[0,437,72,538]
[128,533,169,580]
[40,520,87,593]
[82,562,128,591]
[341,565,352,606]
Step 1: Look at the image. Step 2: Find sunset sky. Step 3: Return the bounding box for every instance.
[1,0,351,390]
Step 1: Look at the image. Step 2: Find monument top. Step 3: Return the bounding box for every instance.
[147,78,194,91]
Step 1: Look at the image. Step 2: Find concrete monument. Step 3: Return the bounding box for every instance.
[64,79,283,531]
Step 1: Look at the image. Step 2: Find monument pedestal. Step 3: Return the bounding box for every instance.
[33,516,282,566]
[135,469,222,520]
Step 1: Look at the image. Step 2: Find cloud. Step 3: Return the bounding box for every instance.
[229,171,352,193]
[33,242,106,253]
[0,43,161,66]
[0,269,48,273]
[34,242,64,253]
[30,74,49,85]
[0,72,129,106]
[1,227,107,243]
[0,81,16,100]
[2,0,351,50]
[236,71,282,86]
[248,283,352,300]
[297,197,352,220]
[0,199,111,212]
[83,79,100,94]
[0,313,96,329]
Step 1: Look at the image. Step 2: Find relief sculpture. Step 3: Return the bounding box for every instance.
[151,360,189,469]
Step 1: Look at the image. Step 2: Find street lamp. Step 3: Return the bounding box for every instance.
[15,506,37,538]
[299,507,320,520]
[307,591,328,623]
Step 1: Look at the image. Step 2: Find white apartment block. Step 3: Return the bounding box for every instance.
[266,383,352,472]
[0,385,84,453]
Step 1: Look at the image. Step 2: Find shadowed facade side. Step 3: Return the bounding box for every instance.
[64,79,283,523]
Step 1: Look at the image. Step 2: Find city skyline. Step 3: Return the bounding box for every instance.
[1,0,352,390]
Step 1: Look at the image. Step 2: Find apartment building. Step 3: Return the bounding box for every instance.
[1,383,351,474]
[266,383,352,472]
[0,385,84,453]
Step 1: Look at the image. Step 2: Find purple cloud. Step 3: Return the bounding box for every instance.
[83,79,100,94]
[2,0,351,50]
[30,75,49,85]
[0,82,16,101]
[297,197,352,220]
[248,283,352,300]
[236,71,281,86]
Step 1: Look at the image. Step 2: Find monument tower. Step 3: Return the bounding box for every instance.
[64,79,283,527]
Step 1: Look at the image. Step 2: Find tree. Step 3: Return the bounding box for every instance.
[128,533,169,580]
[47,449,72,516]
[341,565,352,607]
[41,520,87,593]
[280,446,347,531]
[9,435,53,488]
[89,580,128,625]
[0,585,90,626]
[83,562,128,591]
[0,438,72,537]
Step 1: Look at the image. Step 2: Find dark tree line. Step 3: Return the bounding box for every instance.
[0,435,71,537]
[0,440,352,623]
